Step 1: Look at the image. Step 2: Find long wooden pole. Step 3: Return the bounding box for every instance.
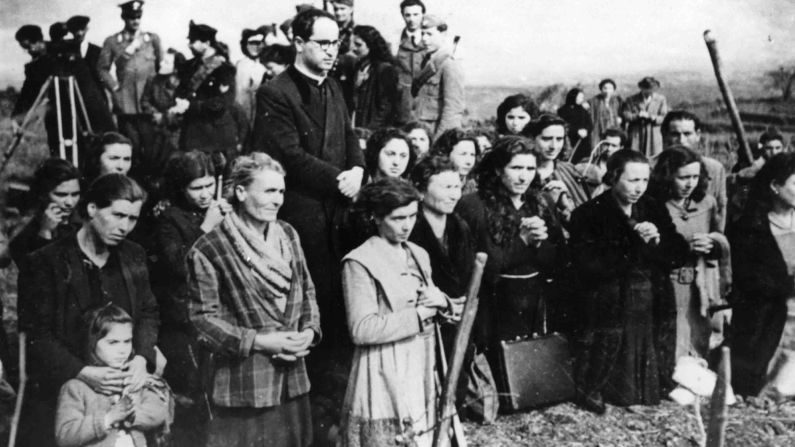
[706,347,730,447]
[432,253,488,447]
[8,332,27,447]
[703,30,754,164]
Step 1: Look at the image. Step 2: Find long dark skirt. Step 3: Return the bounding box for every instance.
[576,269,663,406]
[206,394,312,447]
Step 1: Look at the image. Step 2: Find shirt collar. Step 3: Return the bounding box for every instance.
[294,63,326,86]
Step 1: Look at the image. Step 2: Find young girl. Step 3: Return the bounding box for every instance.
[55,304,171,447]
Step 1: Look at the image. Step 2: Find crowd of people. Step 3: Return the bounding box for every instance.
[5,0,795,446]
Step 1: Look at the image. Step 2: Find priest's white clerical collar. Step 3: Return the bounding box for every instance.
[294,63,326,86]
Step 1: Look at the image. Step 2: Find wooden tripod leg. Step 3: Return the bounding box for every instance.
[8,332,27,447]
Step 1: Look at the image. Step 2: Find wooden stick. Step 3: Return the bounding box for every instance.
[9,332,27,447]
[68,76,79,168]
[55,79,65,160]
[706,347,730,447]
[704,30,754,164]
[434,326,467,447]
[432,253,488,447]
[216,175,224,201]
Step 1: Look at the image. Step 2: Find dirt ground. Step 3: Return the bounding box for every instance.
[461,398,795,447]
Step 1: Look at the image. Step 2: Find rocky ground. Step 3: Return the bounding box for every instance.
[461,397,795,447]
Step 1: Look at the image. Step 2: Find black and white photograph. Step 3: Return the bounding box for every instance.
[1,0,795,445]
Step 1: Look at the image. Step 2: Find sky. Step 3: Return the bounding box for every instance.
[2,0,794,88]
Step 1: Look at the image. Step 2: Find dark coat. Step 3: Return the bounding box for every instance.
[569,192,688,405]
[83,42,104,99]
[12,54,52,117]
[179,56,247,157]
[8,217,80,267]
[408,210,475,298]
[250,65,364,344]
[18,235,160,396]
[727,212,792,396]
[353,61,401,131]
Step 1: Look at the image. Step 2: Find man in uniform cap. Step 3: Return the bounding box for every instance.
[66,15,104,98]
[12,25,50,118]
[98,0,162,167]
[412,14,464,138]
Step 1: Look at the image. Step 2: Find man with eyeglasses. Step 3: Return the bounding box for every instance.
[252,10,364,442]
[412,14,464,139]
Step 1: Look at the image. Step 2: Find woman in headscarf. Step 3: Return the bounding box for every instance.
[557,88,593,163]
[187,152,320,446]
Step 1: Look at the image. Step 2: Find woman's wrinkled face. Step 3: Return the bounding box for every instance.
[377,138,411,178]
[235,169,285,224]
[449,140,477,177]
[673,162,700,200]
[184,175,216,209]
[48,179,81,219]
[500,153,537,197]
[376,201,418,245]
[504,106,531,135]
[422,171,462,215]
[534,125,566,162]
[773,173,795,210]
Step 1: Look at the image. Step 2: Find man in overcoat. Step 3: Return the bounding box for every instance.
[412,15,465,139]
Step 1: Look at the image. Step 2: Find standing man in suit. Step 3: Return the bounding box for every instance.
[251,8,364,444]
[66,15,104,97]
[16,174,159,447]
[98,0,162,165]
[412,15,465,139]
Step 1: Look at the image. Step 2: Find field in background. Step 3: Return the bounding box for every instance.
[3,74,795,445]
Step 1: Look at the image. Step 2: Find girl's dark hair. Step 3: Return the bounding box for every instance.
[523,113,568,138]
[352,25,396,65]
[83,303,134,366]
[410,154,458,192]
[351,177,420,236]
[475,136,545,245]
[602,149,649,187]
[29,157,81,211]
[162,151,216,205]
[84,131,133,182]
[648,145,708,203]
[495,94,539,135]
[261,44,294,66]
[364,128,416,180]
[745,152,795,219]
[79,173,147,219]
[431,128,481,157]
